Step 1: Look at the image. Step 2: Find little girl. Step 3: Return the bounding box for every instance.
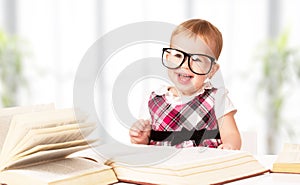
[129,19,241,150]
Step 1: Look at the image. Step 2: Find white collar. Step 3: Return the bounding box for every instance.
[154,82,214,105]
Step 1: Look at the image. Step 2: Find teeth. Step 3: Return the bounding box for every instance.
[179,74,192,78]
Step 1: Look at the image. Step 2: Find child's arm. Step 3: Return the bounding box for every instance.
[129,119,151,144]
[217,111,241,150]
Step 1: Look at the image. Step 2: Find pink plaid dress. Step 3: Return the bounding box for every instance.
[148,88,221,148]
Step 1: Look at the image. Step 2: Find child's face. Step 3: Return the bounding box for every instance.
[168,34,219,96]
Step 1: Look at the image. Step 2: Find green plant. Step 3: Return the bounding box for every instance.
[256,29,300,154]
[0,30,27,107]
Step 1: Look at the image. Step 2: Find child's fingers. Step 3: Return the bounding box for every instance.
[217,144,233,150]
[136,120,146,131]
[137,119,151,131]
[130,120,142,131]
[129,128,140,137]
[129,132,145,143]
[130,137,139,144]
[129,120,147,136]
[217,144,224,149]
[133,119,150,131]
[130,134,149,144]
[144,119,151,130]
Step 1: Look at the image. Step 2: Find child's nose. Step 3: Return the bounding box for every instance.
[181,57,189,69]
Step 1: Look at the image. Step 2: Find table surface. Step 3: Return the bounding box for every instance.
[116,155,300,185]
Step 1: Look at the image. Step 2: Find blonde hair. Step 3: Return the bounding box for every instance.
[171,19,223,60]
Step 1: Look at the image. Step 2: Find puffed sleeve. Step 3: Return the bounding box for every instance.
[214,87,237,119]
[211,70,237,119]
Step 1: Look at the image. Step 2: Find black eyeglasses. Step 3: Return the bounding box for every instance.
[162,48,216,75]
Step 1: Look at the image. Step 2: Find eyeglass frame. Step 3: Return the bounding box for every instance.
[161,48,216,75]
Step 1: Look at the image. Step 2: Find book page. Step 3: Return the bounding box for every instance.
[112,146,243,167]
[69,147,107,164]
[0,104,55,152]
[275,143,300,163]
[275,152,300,163]
[9,122,96,158]
[283,143,300,152]
[0,116,13,152]
[74,143,245,168]
[19,158,112,181]
[2,145,91,170]
[0,158,117,185]
[1,108,76,159]
[94,142,177,162]
[0,103,55,117]
[70,142,179,167]
[1,123,97,170]
[14,139,97,160]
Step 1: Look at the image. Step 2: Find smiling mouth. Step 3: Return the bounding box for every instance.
[176,72,194,84]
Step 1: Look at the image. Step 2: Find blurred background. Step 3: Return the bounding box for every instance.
[0,0,299,154]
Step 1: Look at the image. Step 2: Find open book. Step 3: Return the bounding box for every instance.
[0,105,269,185]
[72,142,269,185]
[272,143,300,174]
[0,104,111,185]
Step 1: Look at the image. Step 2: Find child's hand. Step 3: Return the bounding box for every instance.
[129,119,151,144]
[217,143,237,150]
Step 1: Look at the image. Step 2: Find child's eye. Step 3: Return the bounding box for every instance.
[191,55,202,62]
[174,54,183,58]
[169,50,183,59]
